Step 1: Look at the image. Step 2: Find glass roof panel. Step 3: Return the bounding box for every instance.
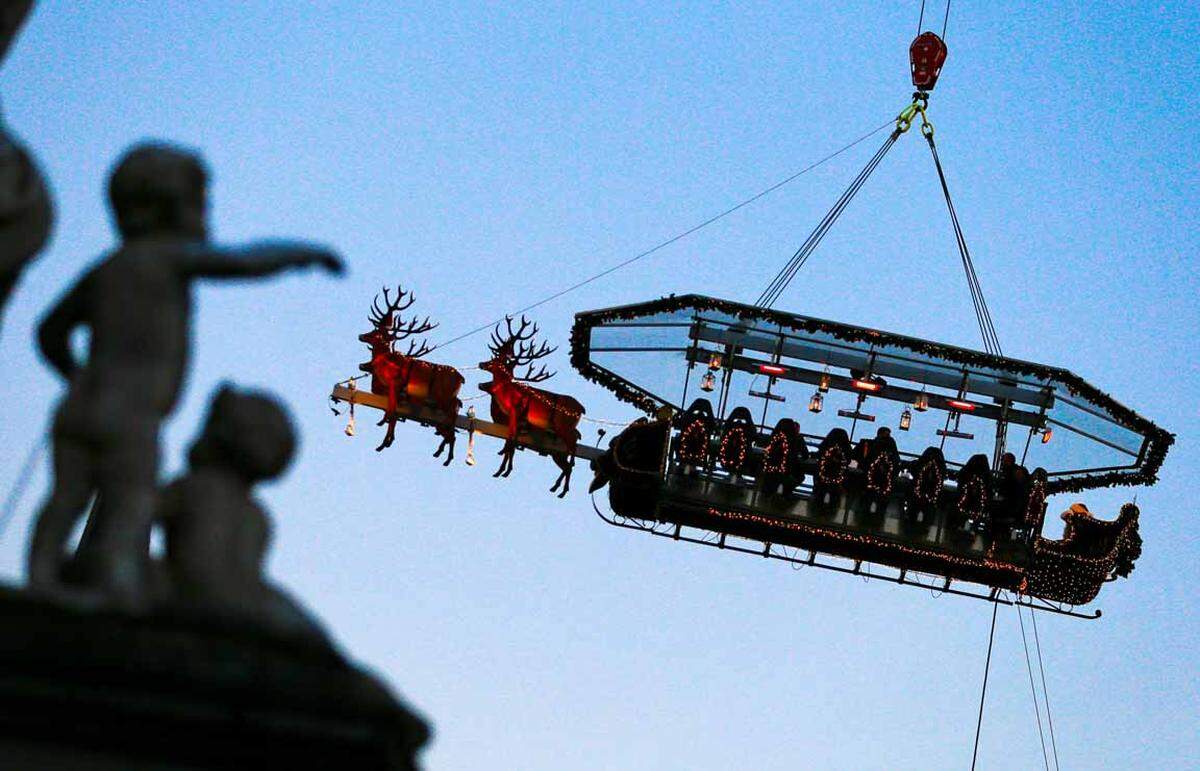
[572,295,1171,492]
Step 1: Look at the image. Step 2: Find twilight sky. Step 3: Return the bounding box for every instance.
[0,3,1197,769]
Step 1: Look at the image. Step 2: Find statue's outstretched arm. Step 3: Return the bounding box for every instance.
[180,240,344,280]
[37,273,89,380]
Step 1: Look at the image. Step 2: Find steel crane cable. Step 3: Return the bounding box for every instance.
[917,0,953,39]
[428,116,896,354]
[755,126,901,309]
[1017,604,1052,770]
[1030,609,1062,770]
[970,600,1000,771]
[924,127,1004,355]
[0,434,46,540]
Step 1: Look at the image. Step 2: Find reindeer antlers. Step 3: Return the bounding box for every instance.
[369,285,416,324]
[366,284,439,358]
[489,315,557,381]
[516,361,556,383]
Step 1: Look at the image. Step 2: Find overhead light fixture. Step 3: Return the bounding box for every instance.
[749,389,785,402]
[914,391,929,412]
[1042,427,1053,444]
[818,371,831,392]
[707,352,722,371]
[808,390,824,413]
[851,378,884,393]
[700,372,716,392]
[899,408,912,431]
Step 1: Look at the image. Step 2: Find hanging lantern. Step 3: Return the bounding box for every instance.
[700,372,717,392]
[819,371,831,392]
[707,352,722,371]
[899,408,912,431]
[809,390,824,413]
[1042,427,1054,444]
[914,391,929,412]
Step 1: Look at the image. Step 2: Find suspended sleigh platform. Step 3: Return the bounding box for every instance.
[575,295,1171,618]
[330,29,1173,620]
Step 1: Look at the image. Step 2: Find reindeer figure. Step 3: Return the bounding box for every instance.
[358,286,464,460]
[480,316,584,497]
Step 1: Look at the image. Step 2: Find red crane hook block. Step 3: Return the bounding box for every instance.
[910,31,948,91]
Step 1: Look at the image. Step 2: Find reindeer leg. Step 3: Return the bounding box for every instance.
[493,439,510,477]
[436,425,455,466]
[376,416,396,452]
[432,420,446,458]
[558,455,574,498]
[376,382,399,451]
[550,456,564,494]
[500,414,520,477]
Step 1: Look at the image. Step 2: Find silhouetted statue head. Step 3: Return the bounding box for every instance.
[188,384,296,482]
[0,2,34,64]
[108,142,208,241]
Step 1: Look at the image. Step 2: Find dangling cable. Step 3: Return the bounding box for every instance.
[970,601,999,771]
[1017,604,1052,770]
[924,126,1004,355]
[430,116,895,353]
[0,435,46,540]
[756,127,901,308]
[1031,610,1062,770]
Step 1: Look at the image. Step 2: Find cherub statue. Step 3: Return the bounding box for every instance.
[0,1,53,329]
[156,384,327,643]
[28,141,343,608]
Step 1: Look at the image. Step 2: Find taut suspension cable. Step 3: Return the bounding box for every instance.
[970,601,999,771]
[430,116,895,354]
[1017,604,1052,770]
[756,126,902,309]
[924,125,1003,355]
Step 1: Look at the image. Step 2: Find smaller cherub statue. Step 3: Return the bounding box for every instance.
[156,384,327,644]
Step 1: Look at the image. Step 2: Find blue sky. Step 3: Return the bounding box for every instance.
[1,2,1197,768]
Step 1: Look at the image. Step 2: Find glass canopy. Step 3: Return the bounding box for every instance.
[571,295,1172,493]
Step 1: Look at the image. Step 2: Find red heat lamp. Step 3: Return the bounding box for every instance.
[851,377,884,393]
[758,363,787,376]
[946,399,976,412]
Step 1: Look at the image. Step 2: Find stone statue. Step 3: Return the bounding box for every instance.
[0,0,53,329]
[154,384,328,643]
[27,141,343,609]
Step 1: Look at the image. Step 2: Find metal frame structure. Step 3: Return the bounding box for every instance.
[592,497,1100,620]
[571,294,1173,494]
